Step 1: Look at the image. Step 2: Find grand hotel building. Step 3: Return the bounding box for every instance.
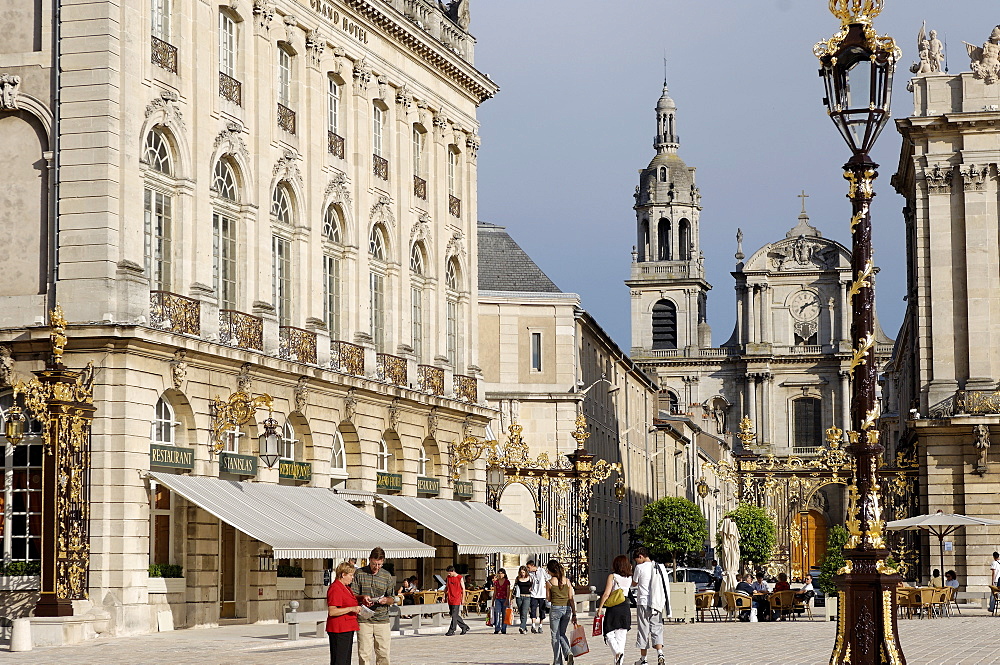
[0,0,503,642]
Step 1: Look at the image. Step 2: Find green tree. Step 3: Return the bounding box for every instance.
[722,504,776,572]
[635,497,708,569]
[818,524,850,597]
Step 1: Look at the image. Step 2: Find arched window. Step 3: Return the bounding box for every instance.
[323,205,343,243]
[271,184,292,225]
[369,224,387,261]
[151,397,177,445]
[639,219,650,261]
[144,128,172,175]
[370,225,387,351]
[376,438,392,472]
[445,259,459,290]
[411,243,426,361]
[659,166,667,182]
[213,158,239,202]
[658,390,680,415]
[793,397,823,449]
[410,243,425,275]
[332,430,347,473]
[417,444,431,476]
[652,299,678,350]
[1,392,43,565]
[445,259,460,365]
[279,422,297,460]
[657,218,671,261]
[679,219,691,260]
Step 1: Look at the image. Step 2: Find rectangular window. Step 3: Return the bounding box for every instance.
[372,105,384,157]
[446,299,457,366]
[151,0,170,40]
[144,188,172,291]
[530,332,542,372]
[323,255,341,340]
[328,79,340,135]
[370,272,385,352]
[3,440,43,563]
[277,48,291,107]
[213,212,237,310]
[412,127,422,175]
[272,236,291,327]
[447,149,457,196]
[411,286,423,362]
[150,485,172,565]
[223,428,241,453]
[219,12,236,77]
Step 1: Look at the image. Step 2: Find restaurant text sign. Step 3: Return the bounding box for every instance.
[219,452,258,476]
[279,460,312,482]
[454,480,473,499]
[376,472,402,493]
[150,444,194,470]
[416,476,440,495]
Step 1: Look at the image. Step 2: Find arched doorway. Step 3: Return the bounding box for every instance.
[792,509,828,579]
[498,482,537,570]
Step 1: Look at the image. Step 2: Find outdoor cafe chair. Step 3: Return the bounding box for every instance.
[930,587,949,618]
[769,590,797,621]
[695,591,722,622]
[990,586,1000,616]
[462,588,485,616]
[944,585,960,616]
[723,591,751,622]
[896,587,919,619]
[917,587,937,618]
[791,590,815,620]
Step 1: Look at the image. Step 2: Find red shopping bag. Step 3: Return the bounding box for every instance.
[592,614,603,636]
[570,623,590,657]
[504,607,515,625]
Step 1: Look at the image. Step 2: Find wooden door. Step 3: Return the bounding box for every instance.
[220,523,237,618]
[792,510,828,579]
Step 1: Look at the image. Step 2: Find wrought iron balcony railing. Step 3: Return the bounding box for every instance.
[149,290,200,335]
[151,36,178,74]
[413,175,427,200]
[928,390,1000,419]
[219,309,263,351]
[377,353,407,387]
[448,195,461,218]
[417,364,444,396]
[277,103,296,134]
[278,325,317,364]
[330,340,365,376]
[373,154,389,181]
[454,374,477,403]
[328,131,345,159]
[219,72,241,106]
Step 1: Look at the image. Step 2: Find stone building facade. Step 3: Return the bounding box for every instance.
[0,0,496,641]
[882,41,1000,589]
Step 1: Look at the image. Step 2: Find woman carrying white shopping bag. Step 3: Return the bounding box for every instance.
[596,555,633,665]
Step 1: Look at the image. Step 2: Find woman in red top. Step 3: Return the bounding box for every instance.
[327,561,362,665]
[491,568,512,634]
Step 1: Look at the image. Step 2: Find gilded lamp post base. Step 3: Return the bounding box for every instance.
[830,550,905,665]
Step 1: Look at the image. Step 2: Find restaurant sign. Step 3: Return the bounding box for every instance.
[416,476,440,496]
[376,472,402,493]
[150,444,194,470]
[454,480,473,500]
[219,452,258,476]
[279,460,312,482]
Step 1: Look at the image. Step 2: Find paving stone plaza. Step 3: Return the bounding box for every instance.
[5,609,1000,665]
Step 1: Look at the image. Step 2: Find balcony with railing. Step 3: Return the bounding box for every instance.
[219,72,241,105]
[413,175,427,200]
[630,261,691,280]
[278,326,317,364]
[454,374,477,403]
[151,36,178,73]
[277,103,296,134]
[149,291,200,335]
[328,131,345,158]
[373,154,389,181]
[928,389,1000,419]
[448,195,461,218]
[330,340,365,376]
[377,353,407,387]
[791,446,822,457]
[417,365,444,396]
[219,309,263,351]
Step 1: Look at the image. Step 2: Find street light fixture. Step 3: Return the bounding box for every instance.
[4,404,26,445]
[258,413,281,469]
[815,2,904,663]
[696,477,710,500]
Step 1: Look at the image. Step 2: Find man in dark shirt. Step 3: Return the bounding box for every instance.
[734,574,754,621]
[350,547,396,665]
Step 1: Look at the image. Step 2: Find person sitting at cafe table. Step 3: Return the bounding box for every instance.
[929,569,944,588]
[944,570,959,589]
[735,574,754,621]
[398,576,419,604]
[751,572,771,621]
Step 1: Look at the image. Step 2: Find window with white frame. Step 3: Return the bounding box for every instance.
[0,392,43,567]
[151,397,178,445]
[445,259,458,290]
[272,235,291,327]
[213,212,238,311]
[150,483,173,565]
[417,445,430,476]
[144,129,172,174]
[279,421,296,460]
[221,426,242,453]
[144,128,174,292]
[530,331,542,372]
[271,184,292,225]
[412,126,423,175]
[446,299,458,367]
[151,0,171,41]
[410,243,425,362]
[277,46,292,108]
[323,205,343,243]
[447,148,458,196]
[331,430,348,477]
[375,438,391,472]
[219,12,237,78]
[323,254,341,341]
[372,104,384,157]
[213,158,239,202]
[370,272,385,353]
[369,224,386,260]
[328,78,340,135]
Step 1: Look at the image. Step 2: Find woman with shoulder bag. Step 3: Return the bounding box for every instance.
[546,559,577,665]
[596,555,633,665]
[492,568,512,634]
[514,566,534,634]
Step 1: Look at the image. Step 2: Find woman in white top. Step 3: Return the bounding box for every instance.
[596,555,633,665]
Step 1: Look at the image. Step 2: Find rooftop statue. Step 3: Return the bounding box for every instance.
[440,0,470,31]
[965,25,1000,84]
[911,23,944,75]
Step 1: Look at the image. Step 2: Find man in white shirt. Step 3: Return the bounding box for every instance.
[631,547,671,665]
[526,560,548,634]
[990,552,1000,612]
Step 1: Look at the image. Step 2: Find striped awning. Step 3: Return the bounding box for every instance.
[150,472,435,559]
[376,494,555,555]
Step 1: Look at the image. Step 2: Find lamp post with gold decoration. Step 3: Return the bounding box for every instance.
[5,306,97,617]
[815,1,904,662]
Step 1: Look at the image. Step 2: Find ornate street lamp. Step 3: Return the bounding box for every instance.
[258,413,281,469]
[4,404,26,444]
[696,477,710,500]
[815,1,904,663]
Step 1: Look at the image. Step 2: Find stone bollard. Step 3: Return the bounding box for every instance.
[10,618,31,651]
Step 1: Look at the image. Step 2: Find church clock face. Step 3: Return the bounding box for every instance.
[789,290,820,321]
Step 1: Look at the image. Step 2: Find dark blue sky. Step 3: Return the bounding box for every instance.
[472,1,996,350]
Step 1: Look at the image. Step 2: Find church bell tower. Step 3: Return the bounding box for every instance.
[627,82,712,356]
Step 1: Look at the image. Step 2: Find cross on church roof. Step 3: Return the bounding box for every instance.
[798,190,810,214]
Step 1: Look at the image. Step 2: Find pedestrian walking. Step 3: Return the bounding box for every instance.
[349,547,397,665]
[527,560,548,633]
[989,552,1000,612]
[326,561,363,665]
[546,559,577,665]
[596,555,633,665]
[444,565,470,636]
[631,547,670,665]
[514,566,534,634]
[491,568,512,634]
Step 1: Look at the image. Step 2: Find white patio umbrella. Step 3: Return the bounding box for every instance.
[886,510,1000,581]
[719,516,741,611]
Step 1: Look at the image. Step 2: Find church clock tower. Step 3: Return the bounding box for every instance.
[627,83,712,357]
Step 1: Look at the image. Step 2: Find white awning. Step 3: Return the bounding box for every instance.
[376,494,555,555]
[150,473,435,559]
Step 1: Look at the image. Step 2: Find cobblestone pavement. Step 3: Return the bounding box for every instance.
[5,610,1000,664]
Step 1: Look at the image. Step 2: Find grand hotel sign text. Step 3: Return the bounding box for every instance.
[308,0,370,44]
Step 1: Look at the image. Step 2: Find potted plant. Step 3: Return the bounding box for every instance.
[276,564,305,592]
[148,563,186,594]
[818,525,849,620]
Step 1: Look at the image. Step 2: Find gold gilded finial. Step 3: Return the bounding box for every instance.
[737,416,756,449]
[829,0,884,27]
[50,304,68,366]
[571,414,590,449]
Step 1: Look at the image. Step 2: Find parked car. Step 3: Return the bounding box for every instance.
[665,567,716,592]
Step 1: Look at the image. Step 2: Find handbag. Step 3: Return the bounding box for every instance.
[570,623,590,657]
[592,614,603,637]
[504,606,515,625]
[604,576,626,607]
